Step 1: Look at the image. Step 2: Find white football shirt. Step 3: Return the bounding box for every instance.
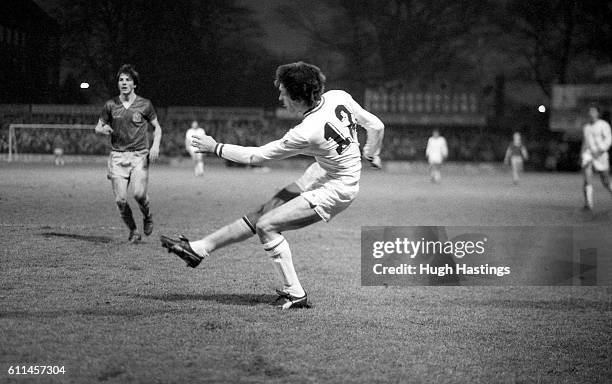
[581,119,612,170]
[426,136,448,164]
[218,90,384,182]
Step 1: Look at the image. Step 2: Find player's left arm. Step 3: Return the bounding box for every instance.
[348,95,384,166]
[441,138,449,159]
[599,122,612,153]
[149,118,162,162]
[504,147,511,164]
[521,145,528,161]
[142,101,162,162]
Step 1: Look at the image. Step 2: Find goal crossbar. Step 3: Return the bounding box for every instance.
[7,123,96,161]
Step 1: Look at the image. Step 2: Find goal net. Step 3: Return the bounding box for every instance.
[7,123,107,161]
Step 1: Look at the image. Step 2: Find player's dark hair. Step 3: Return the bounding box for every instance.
[116,64,140,87]
[274,62,326,108]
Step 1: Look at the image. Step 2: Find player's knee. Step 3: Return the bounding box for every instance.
[246,206,264,224]
[133,191,147,203]
[243,212,261,234]
[255,216,276,236]
[115,198,129,213]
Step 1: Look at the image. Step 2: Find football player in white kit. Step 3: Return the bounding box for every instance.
[425,129,448,183]
[581,105,612,210]
[185,120,205,176]
[161,62,384,309]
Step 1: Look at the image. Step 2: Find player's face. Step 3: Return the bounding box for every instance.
[513,133,521,145]
[191,121,198,129]
[278,83,302,113]
[588,107,599,122]
[118,74,136,96]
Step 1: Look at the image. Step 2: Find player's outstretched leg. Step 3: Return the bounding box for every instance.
[160,215,257,267]
[189,217,256,256]
[162,185,302,265]
[160,216,256,267]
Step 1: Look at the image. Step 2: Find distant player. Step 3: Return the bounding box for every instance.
[581,105,612,210]
[504,132,528,184]
[94,64,162,242]
[426,129,448,183]
[185,120,205,176]
[161,62,384,309]
[52,134,65,166]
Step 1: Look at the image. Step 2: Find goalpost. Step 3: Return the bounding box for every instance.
[7,123,97,162]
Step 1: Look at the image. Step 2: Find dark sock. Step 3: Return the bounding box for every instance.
[137,197,151,218]
[117,201,137,231]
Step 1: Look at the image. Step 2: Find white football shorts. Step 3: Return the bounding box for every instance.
[107,149,149,180]
[295,162,359,222]
[581,150,609,172]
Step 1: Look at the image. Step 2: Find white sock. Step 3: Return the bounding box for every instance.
[585,184,594,208]
[190,218,254,257]
[189,240,209,258]
[263,236,305,297]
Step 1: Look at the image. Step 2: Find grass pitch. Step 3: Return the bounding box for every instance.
[1,161,610,383]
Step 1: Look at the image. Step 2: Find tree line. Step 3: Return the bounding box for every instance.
[49,0,611,107]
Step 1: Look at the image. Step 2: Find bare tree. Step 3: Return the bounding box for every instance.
[492,0,612,97]
[53,0,270,105]
[275,0,486,94]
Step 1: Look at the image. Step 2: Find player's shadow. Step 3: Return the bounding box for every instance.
[134,293,277,307]
[40,232,113,244]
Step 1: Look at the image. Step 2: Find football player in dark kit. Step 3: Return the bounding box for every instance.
[94,64,162,242]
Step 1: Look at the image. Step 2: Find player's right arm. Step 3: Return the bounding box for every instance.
[95,102,113,135]
[191,128,309,165]
[185,129,192,151]
[94,119,113,135]
[504,146,511,164]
